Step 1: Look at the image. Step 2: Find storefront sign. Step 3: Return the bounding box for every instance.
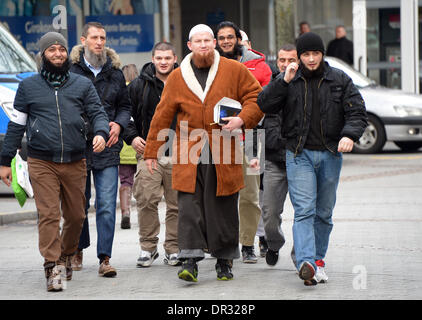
[0,15,77,55]
[86,14,154,53]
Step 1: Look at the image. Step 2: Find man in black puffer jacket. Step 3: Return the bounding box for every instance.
[0,32,109,292]
[258,32,367,286]
[69,22,131,278]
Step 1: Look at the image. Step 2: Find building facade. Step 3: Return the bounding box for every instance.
[1,0,420,93]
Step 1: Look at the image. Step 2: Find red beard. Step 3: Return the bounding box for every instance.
[192,50,215,68]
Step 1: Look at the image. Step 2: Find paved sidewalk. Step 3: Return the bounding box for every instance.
[0,146,422,301]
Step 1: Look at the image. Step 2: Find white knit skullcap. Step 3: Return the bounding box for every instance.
[240,30,249,42]
[188,24,214,40]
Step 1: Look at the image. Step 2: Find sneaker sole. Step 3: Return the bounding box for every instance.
[299,262,315,281]
[164,259,182,266]
[304,278,318,286]
[99,270,117,278]
[47,285,63,292]
[136,252,159,268]
[178,269,198,282]
[217,276,233,281]
[242,259,258,264]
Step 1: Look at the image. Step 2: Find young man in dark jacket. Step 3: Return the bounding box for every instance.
[69,22,131,277]
[0,32,109,292]
[258,32,367,286]
[123,42,179,268]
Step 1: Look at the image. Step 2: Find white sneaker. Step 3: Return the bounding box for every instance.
[136,249,159,267]
[164,253,181,266]
[315,266,328,283]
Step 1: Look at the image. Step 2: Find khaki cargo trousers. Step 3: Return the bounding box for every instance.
[133,156,178,254]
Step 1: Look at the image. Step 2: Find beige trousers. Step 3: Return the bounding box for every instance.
[133,156,178,254]
[238,152,262,246]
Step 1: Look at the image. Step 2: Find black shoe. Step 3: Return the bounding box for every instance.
[259,237,268,257]
[241,245,258,264]
[178,259,198,282]
[215,259,233,281]
[266,248,279,266]
[121,216,131,229]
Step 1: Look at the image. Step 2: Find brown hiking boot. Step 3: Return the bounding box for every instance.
[58,254,73,281]
[44,263,63,292]
[71,249,83,271]
[98,256,117,277]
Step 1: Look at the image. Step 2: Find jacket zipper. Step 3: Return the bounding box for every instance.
[55,89,64,162]
[317,77,335,154]
[294,78,307,157]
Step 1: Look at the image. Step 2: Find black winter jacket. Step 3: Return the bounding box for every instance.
[0,73,109,166]
[262,71,286,166]
[70,45,131,170]
[124,62,178,147]
[326,37,354,65]
[258,61,368,156]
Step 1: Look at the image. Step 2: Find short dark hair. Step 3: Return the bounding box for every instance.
[215,21,242,40]
[82,22,105,38]
[279,43,296,52]
[152,42,176,56]
[299,21,310,27]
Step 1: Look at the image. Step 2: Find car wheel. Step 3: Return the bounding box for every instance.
[393,141,422,152]
[353,115,386,154]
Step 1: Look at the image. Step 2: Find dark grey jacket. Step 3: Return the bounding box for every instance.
[258,61,368,156]
[0,72,109,166]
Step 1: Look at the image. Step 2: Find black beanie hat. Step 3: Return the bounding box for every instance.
[296,32,325,57]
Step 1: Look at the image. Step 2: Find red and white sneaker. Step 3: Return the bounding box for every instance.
[315,259,328,283]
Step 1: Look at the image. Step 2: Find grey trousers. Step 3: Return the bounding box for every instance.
[261,159,289,251]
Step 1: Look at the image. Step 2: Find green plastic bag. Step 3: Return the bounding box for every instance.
[11,157,27,207]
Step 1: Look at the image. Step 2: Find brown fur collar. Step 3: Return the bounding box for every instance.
[69,44,121,69]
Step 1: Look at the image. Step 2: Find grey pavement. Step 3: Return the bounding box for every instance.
[0,142,421,301]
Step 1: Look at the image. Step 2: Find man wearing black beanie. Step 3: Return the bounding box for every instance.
[258,32,368,286]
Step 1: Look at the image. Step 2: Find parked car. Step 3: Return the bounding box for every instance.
[0,22,37,193]
[325,56,422,153]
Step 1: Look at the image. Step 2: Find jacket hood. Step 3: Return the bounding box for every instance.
[139,61,179,82]
[140,62,156,82]
[240,47,265,64]
[69,44,122,69]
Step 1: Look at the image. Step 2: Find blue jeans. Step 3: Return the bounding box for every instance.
[78,166,118,260]
[286,149,342,270]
